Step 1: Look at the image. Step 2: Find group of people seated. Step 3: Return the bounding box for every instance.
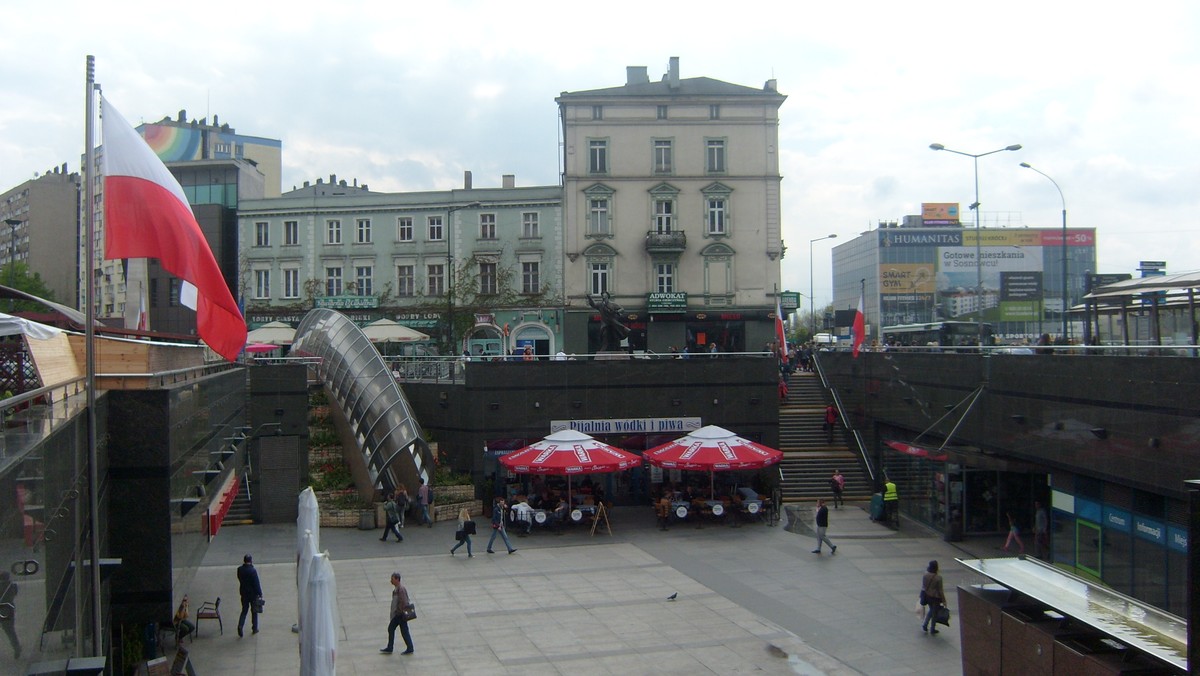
[506,491,570,533]
[653,482,767,529]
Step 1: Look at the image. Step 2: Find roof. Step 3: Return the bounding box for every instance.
[557,76,784,101]
[1085,270,1200,298]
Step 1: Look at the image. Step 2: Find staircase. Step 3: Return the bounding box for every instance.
[778,372,873,503]
[223,477,254,526]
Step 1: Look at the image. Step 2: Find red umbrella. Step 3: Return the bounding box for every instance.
[244,342,281,354]
[499,430,641,506]
[644,425,783,499]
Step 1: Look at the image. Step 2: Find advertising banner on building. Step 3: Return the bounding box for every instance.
[1000,271,1044,320]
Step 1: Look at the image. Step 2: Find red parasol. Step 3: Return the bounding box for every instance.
[644,425,783,498]
[499,430,641,506]
[244,342,281,354]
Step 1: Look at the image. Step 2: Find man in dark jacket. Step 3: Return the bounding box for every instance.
[237,554,264,637]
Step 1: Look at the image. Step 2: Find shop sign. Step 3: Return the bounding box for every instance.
[1133,516,1165,545]
[647,292,687,313]
[1167,525,1187,553]
[550,417,702,435]
[315,295,379,309]
[779,292,800,312]
[1103,506,1130,532]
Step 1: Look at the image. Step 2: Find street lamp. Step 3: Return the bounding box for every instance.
[4,218,20,311]
[809,234,837,336]
[1020,162,1068,343]
[445,201,481,354]
[929,142,1022,344]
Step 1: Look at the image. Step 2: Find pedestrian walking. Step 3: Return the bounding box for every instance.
[830,469,845,509]
[450,507,476,557]
[811,499,837,554]
[1033,501,1049,558]
[486,496,517,554]
[380,492,404,542]
[417,478,432,527]
[236,554,263,637]
[0,571,21,659]
[394,484,410,528]
[920,560,945,635]
[1002,512,1025,554]
[823,404,838,444]
[380,572,414,655]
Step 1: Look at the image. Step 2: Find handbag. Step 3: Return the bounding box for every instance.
[919,590,928,606]
[464,520,477,535]
[455,529,466,541]
[400,603,417,621]
[253,597,265,613]
[935,605,950,626]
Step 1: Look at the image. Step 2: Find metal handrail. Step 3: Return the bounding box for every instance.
[813,353,876,485]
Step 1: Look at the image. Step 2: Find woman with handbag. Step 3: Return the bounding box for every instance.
[381,572,414,655]
[920,560,945,635]
[451,507,475,557]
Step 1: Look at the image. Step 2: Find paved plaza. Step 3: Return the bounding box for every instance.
[179,503,999,674]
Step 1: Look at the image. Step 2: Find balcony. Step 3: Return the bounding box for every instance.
[644,230,686,254]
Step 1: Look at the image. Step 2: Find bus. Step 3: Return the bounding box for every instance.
[881,321,995,348]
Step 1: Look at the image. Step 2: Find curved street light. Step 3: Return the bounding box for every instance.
[809,234,837,336]
[929,142,1022,344]
[1020,162,1068,343]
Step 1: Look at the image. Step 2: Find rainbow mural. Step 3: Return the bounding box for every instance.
[140,124,202,162]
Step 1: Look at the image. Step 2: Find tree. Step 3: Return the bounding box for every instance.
[1,262,58,313]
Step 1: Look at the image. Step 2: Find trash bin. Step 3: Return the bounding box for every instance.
[869,493,885,522]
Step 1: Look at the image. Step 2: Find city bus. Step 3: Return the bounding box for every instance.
[881,321,995,348]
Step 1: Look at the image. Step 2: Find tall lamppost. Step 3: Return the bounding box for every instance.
[809,233,837,336]
[1020,162,1068,343]
[4,218,20,311]
[445,201,481,354]
[929,142,1022,344]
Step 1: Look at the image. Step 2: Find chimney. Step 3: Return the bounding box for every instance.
[213,114,219,126]
[626,66,649,86]
[502,174,515,189]
[668,56,680,90]
[464,171,473,190]
[764,79,778,92]
[178,109,186,123]
[329,174,336,185]
[304,180,310,187]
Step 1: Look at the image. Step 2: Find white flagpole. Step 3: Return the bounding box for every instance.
[84,54,104,656]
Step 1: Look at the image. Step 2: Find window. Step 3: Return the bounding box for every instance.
[653,139,673,174]
[169,279,180,307]
[709,104,720,120]
[656,105,668,120]
[479,262,497,295]
[284,220,298,246]
[522,262,540,294]
[397,217,414,242]
[325,266,343,296]
[589,198,610,235]
[479,213,496,239]
[427,264,445,296]
[589,262,610,296]
[592,105,603,120]
[653,199,674,233]
[655,263,675,293]
[254,269,270,299]
[355,266,373,296]
[326,220,342,245]
[427,216,443,241]
[707,198,727,235]
[706,139,726,173]
[522,212,539,238]
[283,268,300,299]
[255,222,269,247]
[356,218,372,244]
[589,139,608,174]
[397,265,415,296]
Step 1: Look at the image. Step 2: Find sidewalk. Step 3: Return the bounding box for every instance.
[179,503,1003,674]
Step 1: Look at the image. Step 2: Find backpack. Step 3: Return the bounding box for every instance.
[426,486,434,505]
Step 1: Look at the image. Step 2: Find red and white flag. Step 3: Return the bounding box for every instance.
[101,96,246,361]
[851,290,866,357]
[774,295,789,359]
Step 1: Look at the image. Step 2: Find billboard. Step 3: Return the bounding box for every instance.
[922,203,960,225]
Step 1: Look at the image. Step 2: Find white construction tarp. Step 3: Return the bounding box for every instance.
[301,552,338,676]
[0,312,62,340]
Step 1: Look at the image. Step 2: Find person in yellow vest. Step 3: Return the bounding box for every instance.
[883,477,899,529]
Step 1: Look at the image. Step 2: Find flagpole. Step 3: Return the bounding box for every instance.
[84,54,104,656]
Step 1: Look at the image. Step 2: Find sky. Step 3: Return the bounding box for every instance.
[2,1,1198,309]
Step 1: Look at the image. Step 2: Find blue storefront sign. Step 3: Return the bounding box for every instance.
[1167,525,1187,553]
[1075,498,1101,524]
[1102,506,1130,532]
[1133,516,1165,545]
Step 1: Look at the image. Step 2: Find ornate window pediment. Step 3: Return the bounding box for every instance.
[648,182,680,197]
[699,242,735,257]
[582,243,617,259]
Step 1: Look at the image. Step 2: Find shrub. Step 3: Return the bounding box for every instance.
[433,465,472,486]
[310,427,339,447]
[310,463,353,491]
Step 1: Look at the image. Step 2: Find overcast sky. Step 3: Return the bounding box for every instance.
[2,1,1198,307]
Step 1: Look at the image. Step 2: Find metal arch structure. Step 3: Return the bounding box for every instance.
[291,308,432,494]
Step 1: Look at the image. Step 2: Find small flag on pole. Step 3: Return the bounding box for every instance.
[100,96,246,361]
[851,290,866,358]
[774,295,788,359]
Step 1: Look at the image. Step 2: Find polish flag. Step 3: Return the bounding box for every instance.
[851,290,866,358]
[101,97,246,361]
[774,296,788,359]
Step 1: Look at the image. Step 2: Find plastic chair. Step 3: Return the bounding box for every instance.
[195,597,223,635]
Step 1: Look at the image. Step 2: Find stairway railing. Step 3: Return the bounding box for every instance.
[813,353,876,486]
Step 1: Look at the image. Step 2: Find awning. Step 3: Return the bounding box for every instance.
[883,440,1043,472]
[1086,269,1200,299]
